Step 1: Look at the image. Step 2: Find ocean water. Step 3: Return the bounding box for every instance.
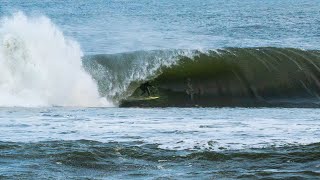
[1,0,320,179]
[1,107,320,179]
[2,0,320,54]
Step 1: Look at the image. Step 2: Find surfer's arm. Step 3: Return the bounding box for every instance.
[147,83,155,88]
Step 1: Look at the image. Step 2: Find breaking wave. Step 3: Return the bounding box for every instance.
[2,13,320,107]
[84,47,320,107]
[0,12,110,107]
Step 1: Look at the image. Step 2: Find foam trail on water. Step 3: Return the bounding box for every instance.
[0,12,112,107]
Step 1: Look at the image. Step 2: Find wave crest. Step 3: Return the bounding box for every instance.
[84,47,320,107]
[0,12,110,107]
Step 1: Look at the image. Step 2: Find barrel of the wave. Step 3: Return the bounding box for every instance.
[108,48,320,107]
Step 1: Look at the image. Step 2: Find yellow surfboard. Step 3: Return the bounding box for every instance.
[126,96,160,101]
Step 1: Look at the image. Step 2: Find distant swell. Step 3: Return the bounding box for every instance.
[83,47,320,107]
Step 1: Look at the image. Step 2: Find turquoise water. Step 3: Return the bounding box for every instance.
[1,0,320,179]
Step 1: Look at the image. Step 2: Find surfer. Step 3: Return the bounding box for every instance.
[140,81,152,96]
[186,78,195,101]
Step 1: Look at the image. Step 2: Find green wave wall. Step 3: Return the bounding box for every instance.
[83,47,320,107]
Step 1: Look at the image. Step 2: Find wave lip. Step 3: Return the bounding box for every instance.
[83,49,195,104]
[84,47,320,107]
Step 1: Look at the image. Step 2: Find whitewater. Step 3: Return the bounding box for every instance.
[1,0,320,179]
[1,12,320,108]
[0,12,110,107]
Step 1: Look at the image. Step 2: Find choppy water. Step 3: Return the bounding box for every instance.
[1,107,320,179]
[1,0,320,179]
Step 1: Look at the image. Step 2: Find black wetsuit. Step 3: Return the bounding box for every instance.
[140,82,152,96]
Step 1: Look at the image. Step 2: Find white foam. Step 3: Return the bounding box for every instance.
[86,49,197,103]
[0,12,112,107]
[1,108,319,151]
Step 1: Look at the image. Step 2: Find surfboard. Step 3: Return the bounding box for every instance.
[125,96,160,101]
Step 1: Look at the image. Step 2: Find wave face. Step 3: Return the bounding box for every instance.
[2,13,320,107]
[84,47,320,107]
[0,13,110,107]
[83,50,194,102]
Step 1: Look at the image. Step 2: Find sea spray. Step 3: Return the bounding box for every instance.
[0,12,111,107]
[83,50,196,102]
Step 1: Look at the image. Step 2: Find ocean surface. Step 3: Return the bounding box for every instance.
[1,0,320,179]
[1,107,320,179]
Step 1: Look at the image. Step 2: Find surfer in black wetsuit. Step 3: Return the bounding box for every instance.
[140,82,152,96]
[186,78,194,101]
